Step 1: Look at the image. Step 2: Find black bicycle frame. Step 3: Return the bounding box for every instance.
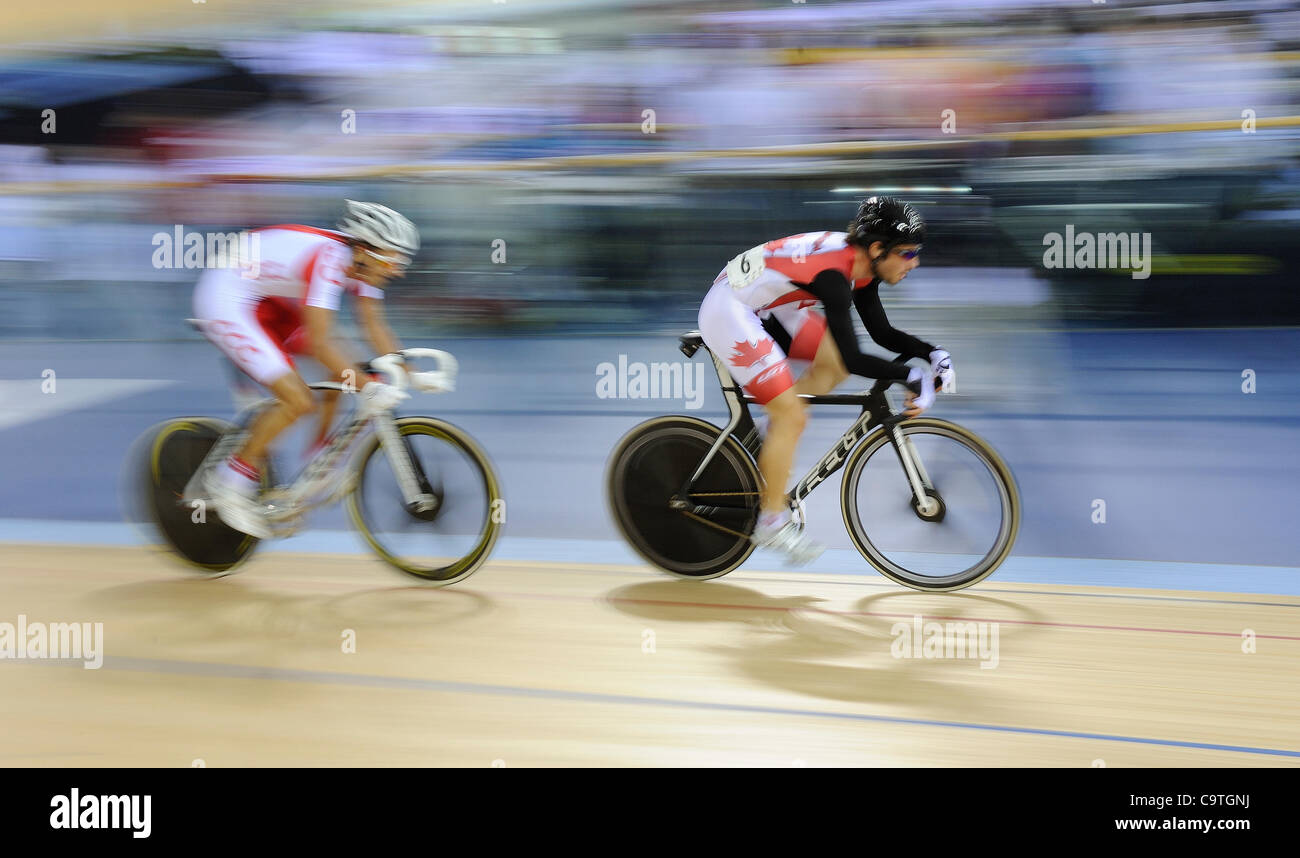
[674,332,910,516]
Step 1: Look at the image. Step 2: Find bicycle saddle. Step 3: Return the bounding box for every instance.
[679,331,705,358]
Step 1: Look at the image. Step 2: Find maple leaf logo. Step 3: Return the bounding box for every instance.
[730,338,775,368]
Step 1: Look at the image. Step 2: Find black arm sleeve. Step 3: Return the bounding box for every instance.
[799,270,912,382]
[853,280,936,361]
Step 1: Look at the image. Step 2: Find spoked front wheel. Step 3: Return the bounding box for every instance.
[606,416,761,579]
[347,417,502,585]
[840,418,1020,591]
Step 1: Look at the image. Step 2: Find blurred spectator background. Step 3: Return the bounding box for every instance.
[1,0,1298,340]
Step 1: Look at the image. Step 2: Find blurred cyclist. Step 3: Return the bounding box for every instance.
[697,196,955,565]
[192,200,440,538]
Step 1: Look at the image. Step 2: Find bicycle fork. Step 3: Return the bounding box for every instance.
[888,423,941,518]
[371,412,439,515]
[784,410,941,523]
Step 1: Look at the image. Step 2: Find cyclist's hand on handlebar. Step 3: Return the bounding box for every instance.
[362,353,405,379]
[903,366,935,417]
[360,380,409,415]
[930,348,956,393]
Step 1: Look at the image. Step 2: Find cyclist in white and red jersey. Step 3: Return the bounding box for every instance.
[698,196,955,565]
[192,200,446,538]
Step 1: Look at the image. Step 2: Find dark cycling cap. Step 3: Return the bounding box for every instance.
[846,196,925,249]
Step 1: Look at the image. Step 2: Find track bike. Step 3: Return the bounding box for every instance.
[131,348,502,584]
[606,331,1020,591]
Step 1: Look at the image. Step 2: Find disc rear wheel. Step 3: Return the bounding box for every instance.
[607,416,760,579]
[139,417,263,575]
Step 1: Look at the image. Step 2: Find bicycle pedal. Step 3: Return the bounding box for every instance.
[264,496,303,525]
[263,501,300,520]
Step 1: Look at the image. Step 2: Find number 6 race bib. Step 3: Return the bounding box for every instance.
[725,245,766,289]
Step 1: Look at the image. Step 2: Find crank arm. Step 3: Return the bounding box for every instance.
[670,498,755,524]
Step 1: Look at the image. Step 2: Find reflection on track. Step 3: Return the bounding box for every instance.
[2,545,1299,766]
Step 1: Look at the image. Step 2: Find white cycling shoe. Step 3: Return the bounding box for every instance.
[752,518,825,567]
[205,466,273,540]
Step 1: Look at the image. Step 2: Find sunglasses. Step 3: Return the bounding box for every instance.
[891,246,922,260]
[359,246,412,271]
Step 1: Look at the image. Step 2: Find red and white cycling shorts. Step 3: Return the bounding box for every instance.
[698,277,828,405]
[193,270,309,386]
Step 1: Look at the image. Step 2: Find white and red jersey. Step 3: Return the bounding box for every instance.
[714,231,857,313]
[237,225,383,310]
[699,228,927,404]
[193,224,383,386]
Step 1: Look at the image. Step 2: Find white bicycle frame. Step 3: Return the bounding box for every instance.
[179,348,457,534]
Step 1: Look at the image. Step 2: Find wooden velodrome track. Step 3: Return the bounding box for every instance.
[1,543,1297,767]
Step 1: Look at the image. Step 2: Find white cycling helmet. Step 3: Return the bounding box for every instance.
[337,200,420,256]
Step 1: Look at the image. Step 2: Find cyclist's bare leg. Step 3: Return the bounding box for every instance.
[236,372,315,466]
[754,333,845,511]
[312,387,340,445]
[792,333,849,397]
[758,387,807,515]
[754,386,823,563]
